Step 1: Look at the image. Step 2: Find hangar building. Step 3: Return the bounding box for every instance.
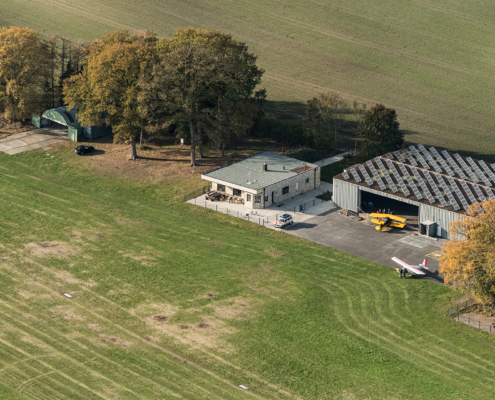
[333,144,495,238]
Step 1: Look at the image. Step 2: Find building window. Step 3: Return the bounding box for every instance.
[233,188,241,196]
[217,184,226,192]
[305,178,310,183]
[282,186,289,195]
[247,194,252,202]
[264,194,269,202]
[296,182,299,190]
[255,195,261,203]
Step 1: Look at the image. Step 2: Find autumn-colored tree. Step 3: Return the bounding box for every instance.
[441,200,495,304]
[360,103,403,159]
[0,27,50,121]
[64,30,157,159]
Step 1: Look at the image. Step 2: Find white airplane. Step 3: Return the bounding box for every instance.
[391,257,428,275]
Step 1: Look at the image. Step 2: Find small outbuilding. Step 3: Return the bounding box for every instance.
[32,107,112,141]
[201,151,321,209]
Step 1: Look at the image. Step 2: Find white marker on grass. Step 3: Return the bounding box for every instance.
[238,385,248,390]
[63,293,72,298]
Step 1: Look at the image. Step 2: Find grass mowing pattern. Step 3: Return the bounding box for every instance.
[2,0,495,158]
[0,147,494,399]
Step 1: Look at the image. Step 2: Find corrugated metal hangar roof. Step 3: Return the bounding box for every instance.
[334,144,495,213]
[202,151,317,190]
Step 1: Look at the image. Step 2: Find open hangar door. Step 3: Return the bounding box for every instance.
[359,189,419,232]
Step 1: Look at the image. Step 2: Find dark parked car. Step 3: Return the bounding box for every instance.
[74,145,95,155]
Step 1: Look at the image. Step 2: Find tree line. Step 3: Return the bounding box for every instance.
[0,27,86,122]
[0,26,404,165]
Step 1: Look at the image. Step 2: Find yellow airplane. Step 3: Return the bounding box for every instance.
[369,213,406,231]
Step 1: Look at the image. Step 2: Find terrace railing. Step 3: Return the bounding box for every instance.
[184,184,211,202]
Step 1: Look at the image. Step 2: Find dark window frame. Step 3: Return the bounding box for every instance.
[233,188,241,196]
[255,195,261,203]
[247,194,252,202]
[282,186,289,195]
[217,184,226,192]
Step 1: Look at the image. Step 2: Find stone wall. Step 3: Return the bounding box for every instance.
[260,166,320,209]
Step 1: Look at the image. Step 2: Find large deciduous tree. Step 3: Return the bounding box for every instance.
[359,103,403,158]
[304,92,349,152]
[148,28,264,166]
[144,44,219,166]
[304,95,334,152]
[0,27,50,122]
[351,100,367,154]
[325,92,349,148]
[64,30,157,160]
[441,200,495,304]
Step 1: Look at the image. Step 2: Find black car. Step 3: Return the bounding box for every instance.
[74,145,95,155]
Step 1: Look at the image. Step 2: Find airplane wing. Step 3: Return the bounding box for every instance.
[391,257,426,275]
[381,214,407,223]
[369,213,383,219]
[371,218,385,225]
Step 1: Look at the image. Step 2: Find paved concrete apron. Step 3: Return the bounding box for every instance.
[284,209,445,283]
[0,127,67,155]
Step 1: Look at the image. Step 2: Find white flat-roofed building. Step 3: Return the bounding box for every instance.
[201,151,321,209]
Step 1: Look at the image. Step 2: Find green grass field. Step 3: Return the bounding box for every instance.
[0,144,494,399]
[2,0,495,159]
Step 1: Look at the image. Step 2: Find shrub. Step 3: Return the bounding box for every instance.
[287,147,322,163]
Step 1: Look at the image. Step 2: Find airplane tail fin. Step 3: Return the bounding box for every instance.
[421,259,428,269]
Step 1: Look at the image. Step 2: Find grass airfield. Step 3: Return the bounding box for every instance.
[2,0,495,158]
[0,144,493,399]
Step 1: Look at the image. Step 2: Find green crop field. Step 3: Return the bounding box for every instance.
[2,0,495,159]
[0,144,494,399]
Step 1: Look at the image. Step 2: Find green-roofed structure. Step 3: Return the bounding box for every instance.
[32,107,112,141]
[201,152,321,209]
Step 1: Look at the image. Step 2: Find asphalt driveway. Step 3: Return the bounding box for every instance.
[284,208,445,283]
[0,126,67,155]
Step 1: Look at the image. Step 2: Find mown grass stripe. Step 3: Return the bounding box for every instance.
[0,290,233,400]
[318,280,495,396]
[0,337,106,400]
[4,276,269,400]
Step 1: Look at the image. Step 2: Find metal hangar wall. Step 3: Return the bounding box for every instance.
[332,178,460,239]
